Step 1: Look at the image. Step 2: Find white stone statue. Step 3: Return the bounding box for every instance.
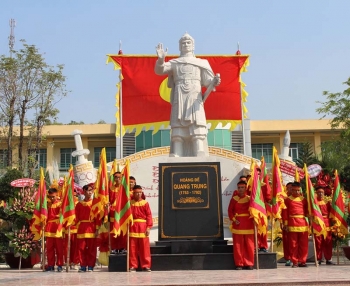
[279,130,293,161]
[155,33,221,157]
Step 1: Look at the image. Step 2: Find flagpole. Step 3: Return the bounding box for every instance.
[42,226,46,272]
[119,72,123,159]
[270,216,274,252]
[240,80,246,155]
[310,225,318,267]
[116,42,123,159]
[126,223,130,272]
[254,222,259,270]
[337,240,340,265]
[66,227,71,272]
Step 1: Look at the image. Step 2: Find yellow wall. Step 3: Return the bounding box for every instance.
[0,120,341,169]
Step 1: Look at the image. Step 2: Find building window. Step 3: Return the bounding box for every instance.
[207,129,232,150]
[35,149,47,169]
[60,148,77,171]
[289,143,304,162]
[0,149,8,168]
[231,131,244,154]
[123,132,136,157]
[251,143,273,163]
[136,130,170,152]
[94,147,116,168]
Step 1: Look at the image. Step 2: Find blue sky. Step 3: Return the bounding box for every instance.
[1,0,349,124]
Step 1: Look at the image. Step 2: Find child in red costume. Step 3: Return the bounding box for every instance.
[45,188,64,272]
[314,186,335,265]
[129,185,153,272]
[282,181,309,268]
[228,180,255,270]
[76,184,99,272]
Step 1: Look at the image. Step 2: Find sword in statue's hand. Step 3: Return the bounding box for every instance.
[203,73,221,103]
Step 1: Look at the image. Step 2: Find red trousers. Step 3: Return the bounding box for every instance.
[289,231,308,265]
[110,222,127,250]
[258,233,268,249]
[282,229,290,260]
[64,233,80,264]
[78,237,97,268]
[129,237,151,269]
[232,233,254,267]
[314,231,333,261]
[46,237,64,267]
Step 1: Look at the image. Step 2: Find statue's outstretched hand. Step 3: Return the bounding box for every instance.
[213,73,221,86]
[156,43,168,62]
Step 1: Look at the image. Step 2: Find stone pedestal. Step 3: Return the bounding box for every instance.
[158,162,223,240]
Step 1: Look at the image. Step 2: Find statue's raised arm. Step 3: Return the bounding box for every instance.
[155,43,168,64]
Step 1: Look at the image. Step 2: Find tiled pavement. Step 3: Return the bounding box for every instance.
[1,264,350,286]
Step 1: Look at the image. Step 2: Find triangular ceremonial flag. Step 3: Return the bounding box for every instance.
[330,170,348,235]
[57,165,76,236]
[295,168,300,183]
[260,156,272,215]
[90,148,109,222]
[110,159,133,237]
[304,164,327,238]
[109,159,118,191]
[271,147,285,219]
[249,166,267,235]
[30,167,48,240]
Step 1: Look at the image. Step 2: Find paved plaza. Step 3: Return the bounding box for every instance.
[1,264,350,286]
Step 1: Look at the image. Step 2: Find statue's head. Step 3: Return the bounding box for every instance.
[179,32,195,54]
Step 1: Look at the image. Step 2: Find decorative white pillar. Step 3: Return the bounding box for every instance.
[71,129,96,186]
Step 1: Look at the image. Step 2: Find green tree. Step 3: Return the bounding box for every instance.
[0,169,23,202]
[0,41,68,176]
[67,120,84,125]
[317,77,350,134]
[295,142,321,168]
[316,77,350,185]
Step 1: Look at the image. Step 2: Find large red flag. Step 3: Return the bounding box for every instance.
[107,55,249,135]
[30,167,48,240]
[110,159,133,237]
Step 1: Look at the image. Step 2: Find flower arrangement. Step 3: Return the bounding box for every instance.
[331,225,349,248]
[6,187,36,218]
[273,229,283,247]
[0,186,40,259]
[5,226,41,259]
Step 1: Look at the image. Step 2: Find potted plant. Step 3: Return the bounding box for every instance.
[1,185,41,269]
[331,225,350,260]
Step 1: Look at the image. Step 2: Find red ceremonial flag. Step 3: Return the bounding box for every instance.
[107,55,249,135]
[57,165,76,236]
[108,159,118,191]
[330,170,348,235]
[260,156,272,215]
[90,148,109,222]
[110,159,133,237]
[271,147,285,219]
[260,156,267,182]
[30,167,48,240]
[303,164,327,237]
[249,166,267,235]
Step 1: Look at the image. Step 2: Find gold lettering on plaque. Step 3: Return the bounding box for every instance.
[177,197,204,204]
